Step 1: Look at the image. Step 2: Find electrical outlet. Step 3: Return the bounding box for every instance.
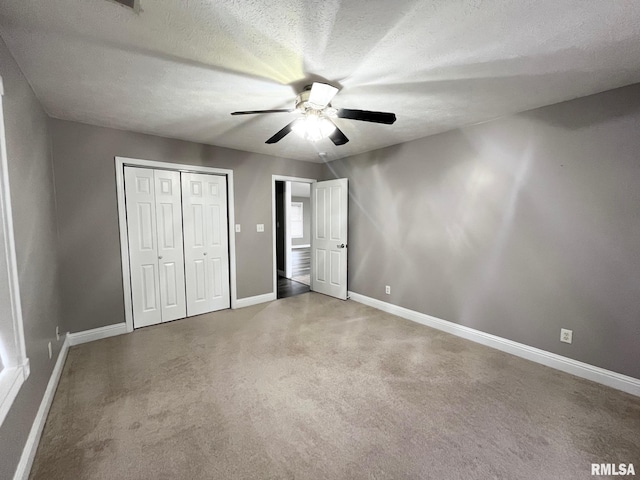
[256,224,264,232]
[385,285,391,295]
[235,224,241,233]
[560,328,573,344]
[56,326,59,341]
[48,341,52,359]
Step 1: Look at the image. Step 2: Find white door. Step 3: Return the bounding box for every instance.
[124,167,162,328]
[182,172,230,316]
[154,169,187,322]
[311,178,348,300]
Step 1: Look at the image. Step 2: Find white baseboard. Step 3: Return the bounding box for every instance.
[348,291,640,397]
[67,323,128,346]
[13,335,70,480]
[234,292,277,309]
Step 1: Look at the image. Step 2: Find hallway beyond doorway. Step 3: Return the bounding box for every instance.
[277,276,310,299]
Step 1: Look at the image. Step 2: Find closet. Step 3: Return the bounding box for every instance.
[124,166,230,328]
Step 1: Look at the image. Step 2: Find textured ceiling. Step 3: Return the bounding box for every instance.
[1,1,640,162]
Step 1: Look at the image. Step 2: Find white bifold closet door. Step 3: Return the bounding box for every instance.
[182,172,230,316]
[124,167,186,328]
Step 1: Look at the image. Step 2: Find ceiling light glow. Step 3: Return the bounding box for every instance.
[292,113,336,142]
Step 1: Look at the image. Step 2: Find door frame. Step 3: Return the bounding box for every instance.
[284,181,292,279]
[271,175,315,296]
[116,156,237,333]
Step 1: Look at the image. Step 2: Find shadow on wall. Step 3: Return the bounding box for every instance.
[521,84,640,130]
[344,131,529,323]
[324,88,640,378]
[336,127,510,313]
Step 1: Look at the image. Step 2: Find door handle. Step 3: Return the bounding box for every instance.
[158,255,163,259]
[203,252,207,256]
[337,244,346,249]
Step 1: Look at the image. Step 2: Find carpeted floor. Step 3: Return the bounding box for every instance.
[30,293,640,479]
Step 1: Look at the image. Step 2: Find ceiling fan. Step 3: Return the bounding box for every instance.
[230,82,397,145]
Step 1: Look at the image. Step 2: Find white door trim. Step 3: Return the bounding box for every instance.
[271,175,316,297]
[284,181,292,279]
[116,156,238,333]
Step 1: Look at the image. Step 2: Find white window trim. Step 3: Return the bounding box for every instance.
[0,75,30,427]
[290,201,304,239]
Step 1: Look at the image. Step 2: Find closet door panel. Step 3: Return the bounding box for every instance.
[182,174,212,316]
[182,172,230,315]
[194,259,207,301]
[210,257,223,298]
[154,169,186,322]
[205,175,230,311]
[125,167,162,328]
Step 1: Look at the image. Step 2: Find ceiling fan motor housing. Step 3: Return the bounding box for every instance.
[295,90,312,111]
[295,90,337,117]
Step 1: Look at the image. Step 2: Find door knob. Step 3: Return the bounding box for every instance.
[203,252,207,256]
[337,244,346,248]
[158,256,163,259]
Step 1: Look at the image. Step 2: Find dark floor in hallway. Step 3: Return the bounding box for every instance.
[277,275,310,298]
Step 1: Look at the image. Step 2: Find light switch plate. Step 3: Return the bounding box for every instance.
[257,224,264,232]
[235,224,241,233]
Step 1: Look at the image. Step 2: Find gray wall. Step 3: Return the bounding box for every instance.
[291,195,310,246]
[324,83,640,379]
[49,119,324,333]
[0,37,64,479]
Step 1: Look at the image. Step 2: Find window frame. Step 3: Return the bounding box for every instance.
[290,201,304,239]
[0,75,30,427]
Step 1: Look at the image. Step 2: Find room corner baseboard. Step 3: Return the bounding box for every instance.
[67,323,128,346]
[234,292,277,309]
[13,335,70,480]
[348,291,640,397]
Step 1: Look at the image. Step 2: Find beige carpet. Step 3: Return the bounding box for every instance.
[31,293,640,479]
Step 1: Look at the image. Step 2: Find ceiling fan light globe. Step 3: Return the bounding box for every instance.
[291,118,309,139]
[319,116,337,137]
[292,115,336,142]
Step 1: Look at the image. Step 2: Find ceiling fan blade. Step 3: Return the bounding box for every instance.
[231,109,294,115]
[265,120,297,144]
[337,108,396,124]
[308,82,339,109]
[329,124,349,146]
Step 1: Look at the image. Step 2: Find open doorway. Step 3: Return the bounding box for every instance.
[273,177,314,299]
